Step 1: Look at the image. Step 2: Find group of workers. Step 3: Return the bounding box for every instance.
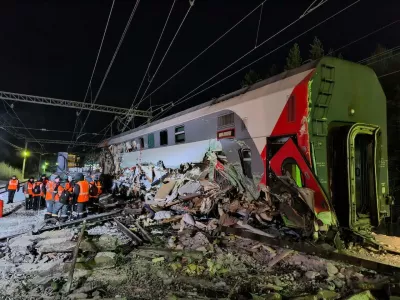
[6,173,102,222]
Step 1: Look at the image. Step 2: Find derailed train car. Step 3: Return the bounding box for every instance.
[100,57,392,235]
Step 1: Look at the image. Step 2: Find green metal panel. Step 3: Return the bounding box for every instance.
[148,133,155,148]
[308,57,389,222]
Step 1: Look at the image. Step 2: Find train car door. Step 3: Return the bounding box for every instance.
[268,136,335,227]
[329,123,380,230]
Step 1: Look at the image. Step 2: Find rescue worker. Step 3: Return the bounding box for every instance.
[24,177,34,210]
[44,176,63,220]
[73,173,89,219]
[64,176,75,218]
[41,174,48,209]
[32,178,44,211]
[51,179,67,221]
[88,175,101,213]
[6,175,20,204]
[65,176,74,193]
[94,175,103,195]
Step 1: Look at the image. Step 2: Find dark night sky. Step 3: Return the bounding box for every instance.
[0,0,399,170]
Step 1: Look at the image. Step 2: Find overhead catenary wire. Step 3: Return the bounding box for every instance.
[88,120,115,151]
[0,134,23,150]
[255,2,264,48]
[121,0,196,132]
[149,0,360,123]
[148,0,334,123]
[333,19,400,57]
[2,100,44,149]
[0,125,109,136]
[70,0,116,143]
[0,111,26,139]
[122,0,268,124]
[70,119,116,149]
[359,44,400,64]
[0,101,26,139]
[84,119,115,143]
[378,68,400,78]
[365,50,400,66]
[72,0,141,147]
[129,0,177,114]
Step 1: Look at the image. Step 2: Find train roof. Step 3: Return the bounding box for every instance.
[100,59,320,147]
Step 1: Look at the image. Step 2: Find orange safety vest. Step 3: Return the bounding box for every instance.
[54,185,64,201]
[8,179,18,191]
[25,182,34,196]
[65,182,73,193]
[77,181,89,203]
[32,182,43,196]
[45,181,62,200]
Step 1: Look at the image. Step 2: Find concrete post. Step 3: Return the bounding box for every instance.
[22,141,28,180]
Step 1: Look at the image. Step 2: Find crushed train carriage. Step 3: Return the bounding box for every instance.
[99,57,392,237]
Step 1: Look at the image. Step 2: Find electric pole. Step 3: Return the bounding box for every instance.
[22,140,28,180]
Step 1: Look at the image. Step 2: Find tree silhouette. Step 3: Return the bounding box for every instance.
[241,69,262,87]
[285,43,302,70]
[309,37,324,60]
[267,64,278,77]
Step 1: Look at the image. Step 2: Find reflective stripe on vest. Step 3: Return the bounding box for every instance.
[96,181,102,194]
[8,179,18,190]
[77,181,89,203]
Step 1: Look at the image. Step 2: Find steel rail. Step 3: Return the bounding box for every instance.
[113,217,143,245]
[33,209,123,234]
[222,227,400,275]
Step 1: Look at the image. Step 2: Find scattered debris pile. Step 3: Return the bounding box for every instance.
[0,147,398,298]
[110,147,333,243]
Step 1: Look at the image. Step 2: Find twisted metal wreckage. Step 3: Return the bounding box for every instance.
[99,137,335,242]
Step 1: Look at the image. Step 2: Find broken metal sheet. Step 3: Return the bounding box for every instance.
[280,202,307,229]
[178,181,201,196]
[120,139,221,169]
[298,187,315,212]
[154,180,176,203]
[236,221,277,238]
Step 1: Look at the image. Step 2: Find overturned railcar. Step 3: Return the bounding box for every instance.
[101,57,391,232]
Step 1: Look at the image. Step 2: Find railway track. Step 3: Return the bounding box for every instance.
[0,210,124,242]
[3,203,23,217]
[33,209,123,234]
[222,226,400,275]
[3,202,400,278]
[113,217,143,245]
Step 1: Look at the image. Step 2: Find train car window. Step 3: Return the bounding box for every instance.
[239,148,253,179]
[175,125,185,143]
[148,133,155,148]
[288,96,295,122]
[282,158,304,187]
[218,112,234,128]
[139,137,145,149]
[160,130,168,146]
